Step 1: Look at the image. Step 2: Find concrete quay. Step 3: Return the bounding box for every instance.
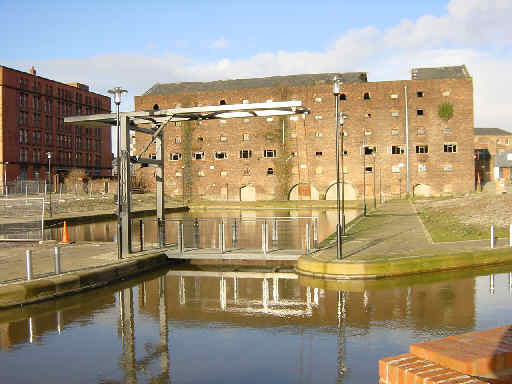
[297,200,512,279]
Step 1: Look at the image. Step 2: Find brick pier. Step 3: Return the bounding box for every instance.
[379,325,512,383]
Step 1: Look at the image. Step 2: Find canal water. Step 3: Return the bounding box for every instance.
[0,265,511,383]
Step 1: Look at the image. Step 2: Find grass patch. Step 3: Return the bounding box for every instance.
[418,208,508,242]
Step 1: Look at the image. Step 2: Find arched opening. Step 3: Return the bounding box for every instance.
[288,183,319,200]
[413,183,432,197]
[325,181,357,200]
[240,185,256,201]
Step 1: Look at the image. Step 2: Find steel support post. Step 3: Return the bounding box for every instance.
[54,246,61,275]
[262,221,268,256]
[219,221,225,254]
[139,220,145,252]
[119,115,132,257]
[156,133,165,247]
[26,249,33,281]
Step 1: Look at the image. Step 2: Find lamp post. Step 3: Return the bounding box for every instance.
[372,152,377,209]
[2,161,8,196]
[108,87,128,260]
[379,159,383,204]
[340,113,347,235]
[181,165,185,206]
[46,152,52,216]
[333,76,342,260]
[362,138,367,217]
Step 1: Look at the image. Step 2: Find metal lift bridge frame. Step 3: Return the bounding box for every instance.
[65,100,309,258]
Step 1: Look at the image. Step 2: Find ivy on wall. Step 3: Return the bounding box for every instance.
[438,103,454,121]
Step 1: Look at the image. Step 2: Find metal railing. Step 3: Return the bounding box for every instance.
[131,216,319,256]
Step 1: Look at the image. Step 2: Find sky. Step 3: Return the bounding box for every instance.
[1,0,511,135]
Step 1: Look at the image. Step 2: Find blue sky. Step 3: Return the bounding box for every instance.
[1,0,511,131]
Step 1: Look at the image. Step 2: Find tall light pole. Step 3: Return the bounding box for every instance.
[46,152,52,216]
[333,76,342,260]
[181,165,185,206]
[340,113,347,235]
[3,161,9,196]
[108,87,128,260]
[362,138,367,217]
[372,152,377,209]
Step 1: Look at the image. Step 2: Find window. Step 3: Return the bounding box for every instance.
[266,134,273,140]
[314,97,322,103]
[170,153,182,161]
[193,152,204,160]
[444,144,457,153]
[220,136,227,142]
[417,91,424,97]
[175,137,182,144]
[507,139,510,145]
[149,153,157,160]
[442,91,450,97]
[291,152,298,157]
[315,131,323,137]
[266,117,273,122]
[391,129,399,135]
[363,146,375,155]
[340,94,346,101]
[198,170,205,176]
[197,137,204,142]
[290,132,297,138]
[364,113,372,118]
[267,168,274,175]
[416,145,429,154]
[391,111,399,117]
[391,145,405,154]
[392,165,401,173]
[417,127,425,135]
[365,166,373,173]
[290,116,298,121]
[315,151,323,157]
[242,99,249,104]
[418,163,427,172]
[220,171,227,177]
[215,151,228,160]
[443,164,453,172]
[242,133,249,141]
[314,114,323,120]
[264,149,276,158]
[390,94,398,99]
[417,109,424,116]
[363,92,371,100]
[240,150,252,159]
[343,150,348,156]
[365,129,372,136]
[243,168,250,176]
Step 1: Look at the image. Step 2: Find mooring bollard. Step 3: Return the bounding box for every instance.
[139,220,144,252]
[54,246,61,275]
[25,249,33,281]
[491,225,495,248]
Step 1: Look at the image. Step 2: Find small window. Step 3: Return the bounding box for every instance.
[365,129,372,136]
[391,111,399,117]
[417,109,424,116]
[243,118,250,123]
[417,127,425,135]
[340,94,346,101]
[242,99,249,104]
[243,168,250,176]
[290,132,297,138]
[240,150,252,159]
[363,92,371,100]
[267,168,274,175]
[291,152,298,157]
[314,97,322,103]
[315,151,323,157]
[392,165,401,173]
[443,164,453,172]
[220,171,227,177]
[417,91,424,98]
[365,166,373,173]
[197,137,204,142]
[198,170,205,176]
[391,129,399,135]
[442,91,450,97]
[219,99,226,105]
[220,136,227,142]
[150,153,157,160]
[175,137,182,144]
[315,131,323,137]
[266,117,273,122]
[266,134,273,140]
[264,149,276,158]
[390,94,398,99]
[215,151,228,159]
[364,146,375,155]
[242,133,249,141]
[391,145,405,154]
[170,153,182,161]
[315,114,323,120]
[193,152,205,160]
[416,145,428,154]
[444,144,457,153]
[418,163,427,172]
[506,139,510,145]
[364,113,372,118]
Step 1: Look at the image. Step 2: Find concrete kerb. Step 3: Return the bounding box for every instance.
[0,250,171,309]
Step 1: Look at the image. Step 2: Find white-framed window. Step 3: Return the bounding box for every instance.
[391,145,405,154]
[175,137,182,144]
[391,111,399,117]
[443,144,457,153]
[392,165,401,173]
[267,168,274,175]
[198,170,205,176]
[391,129,399,135]
[170,153,182,161]
[442,91,450,97]
[443,164,453,172]
[220,136,227,142]
[220,171,227,176]
[315,114,323,120]
[418,163,427,172]
[314,97,322,103]
[264,149,276,158]
[242,133,249,141]
[416,145,428,154]
[365,129,372,136]
[390,94,398,99]
[215,151,228,160]
[240,150,252,159]
[315,131,323,137]
[417,127,425,135]
[193,152,205,160]
[150,153,157,160]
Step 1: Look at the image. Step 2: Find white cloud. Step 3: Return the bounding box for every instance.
[5,0,512,130]
[211,38,229,49]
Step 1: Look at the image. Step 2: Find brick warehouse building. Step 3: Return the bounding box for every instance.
[134,65,474,201]
[0,65,111,187]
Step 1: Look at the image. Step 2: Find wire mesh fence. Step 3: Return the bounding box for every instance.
[0,198,45,241]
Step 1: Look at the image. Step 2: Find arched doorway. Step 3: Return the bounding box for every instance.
[240,185,256,201]
[288,183,320,200]
[325,181,357,200]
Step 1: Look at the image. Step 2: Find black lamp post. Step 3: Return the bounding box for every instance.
[108,87,128,260]
[2,161,9,196]
[372,152,377,209]
[333,76,342,260]
[362,138,367,217]
[47,152,52,216]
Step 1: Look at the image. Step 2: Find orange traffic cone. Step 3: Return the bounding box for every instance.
[60,221,71,244]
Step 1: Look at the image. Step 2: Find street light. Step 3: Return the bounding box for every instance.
[372,152,377,209]
[108,87,128,260]
[46,152,52,216]
[333,76,342,260]
[362,138,367,217]
[2,161,9,196]
[181,165,185,206]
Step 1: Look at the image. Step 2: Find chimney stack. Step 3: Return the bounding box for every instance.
[29,66,36,76]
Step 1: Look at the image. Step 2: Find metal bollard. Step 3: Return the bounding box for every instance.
[272,218,278,242]
[54,246,61,275]
[26,249,33,280]
[139,220,145,252]
[232,219,238,248]
[491,225,495,248]
[305,223,310,254]
[490,274,495,295]
[219,221,225,254]
[262,221,268,256]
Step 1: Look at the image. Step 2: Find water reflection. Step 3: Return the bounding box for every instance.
[0,266,511,383]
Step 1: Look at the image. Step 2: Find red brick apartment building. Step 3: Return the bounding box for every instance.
[134,65,474,201]
[0,65,111,187]
[474,128,512,184]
